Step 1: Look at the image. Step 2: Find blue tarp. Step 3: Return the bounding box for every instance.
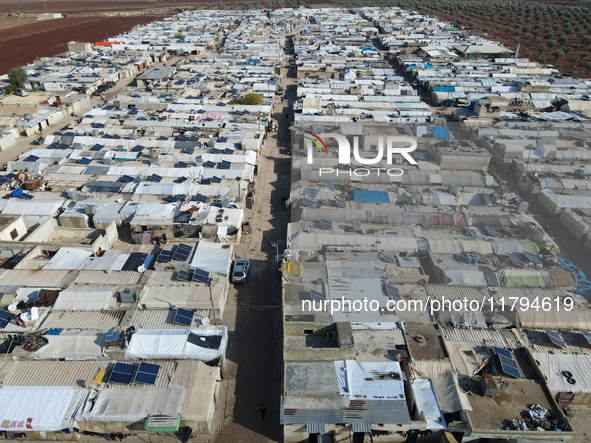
[427,126,451,140]
[433,86,456,92]
[352,190,390,203]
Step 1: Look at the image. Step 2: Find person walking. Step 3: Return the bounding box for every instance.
[260,403,267,420]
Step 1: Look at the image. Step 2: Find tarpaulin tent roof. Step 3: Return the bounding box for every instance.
[0,386,82,431]
[189,241,233,274]
[78,388,186,424]
[500,269,546,288]
[334,360,405,400]
[489,238,524,255]
[125,326,227,362]
[439,266,487,286]
[53,286,117,310]
[43,248,92,270]
[410,379,446,430]
[26,330,106,360]
[517,310,591,330]
[533,353,591,394]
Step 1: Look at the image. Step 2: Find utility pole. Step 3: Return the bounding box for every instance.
[208,278,216,325]
[271,241,279,278]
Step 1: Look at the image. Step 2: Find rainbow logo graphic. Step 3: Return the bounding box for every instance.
[303,132,328,155]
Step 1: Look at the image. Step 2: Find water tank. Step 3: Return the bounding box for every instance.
[221,197,231,208]
[150,158,160,166]
[84,205,97,215]
[136,174,146,183]
[116,145,125,152]
[149,150,159,159]
[91,129,100,137]
[449,184,458,195]
[103,157,113,165]
[67,188,78,199]
[129,132,137,140]
[119,289,138,303]
[73,143,83,150]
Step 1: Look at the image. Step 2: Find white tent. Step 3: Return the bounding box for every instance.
[53,286,117,310]
[410,379,447,430]
[26,330,107,360]
[43,248,92,270]
[125,326,227,362]
[0,386,81,431]
[190,241,233,274]
[78,388,186,424]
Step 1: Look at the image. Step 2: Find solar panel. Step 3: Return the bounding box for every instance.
[325,181,335,191]
[119,175,133,183]
[130,145,144,152]
[133,362,160,385]
[172,243,192,262]
[320,219,333,230]
[148,174,162,183]
[319,199,332,207]
[223,148,234,154]
[203,161,216,168]
[90,144,103,151]
[544,328,567,349]
[220,160,232,170]
[176,161,189,168]
[310,289,324,301]
[471,251,490,265]
[385,283,401,300]
[484,226,501,237]
[79,157,92,165]
[166,196,179,202]
[508,255,527,268]
[108,362,136,384]
[0,310,16,329]
[0,177,9,186]
[201,178,211,185]
[182,147,194,155]
[177,270,191,282]
[19,193,34,200]
[335,198,346,208]
[499,359,521,379]
[580,329,591,346]
[302,198,315,208]
[523,252,542,264]
[212,176,222,183]
[173,308,194,326]
[492,346,512,359]
[382,254,395,263]
[156,250,173,262]
[5,173,15,179]
[192,268,210,284]
[24,155,39,162]
[194,194,207,203]
[302,187,320,198]
[174,177,187,184]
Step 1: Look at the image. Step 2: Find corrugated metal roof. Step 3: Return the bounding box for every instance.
[147,270,199,286]
[440,326,524,348]
[74,271,143,285]
[1,359,175,389]
[39,310,125,330]
[129,308,210,329]
[0,270,70,287]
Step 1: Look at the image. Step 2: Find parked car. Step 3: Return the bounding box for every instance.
[231,258,251,284]
[276,87,284,95]
[14,88,29,97]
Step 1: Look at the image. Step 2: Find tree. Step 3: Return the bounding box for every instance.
[229,93,264,105]
[539,43,546,54]
[553,49,564,60]
[558,34,568,45]
[8,66,27,88]
[174,32,185,40]
[548,39,557,48]
[538,56,546,64]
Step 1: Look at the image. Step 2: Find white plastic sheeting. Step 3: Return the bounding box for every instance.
[53,286,117,310]
[14,287,43,303]
[125,326,227,362]
[438,266,488,286]
[489,238,525,255]
[410,379,447,430]
[43,248,92,270]
[0,386,78,431]
[78,388,186,423]
[334,360,405,400]
[26,330,107,360]
[131,203,176,226]
[533,353,591,393]
[190,241,233,274]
